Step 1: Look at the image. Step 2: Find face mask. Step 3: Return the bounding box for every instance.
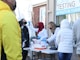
[12,2,16,11]
[23,22,27,24]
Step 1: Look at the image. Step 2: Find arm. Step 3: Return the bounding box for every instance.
[2,13,22,60]
[73,24,77,47]
[23,26,30,47]
[40,29,48,41]
[38,29,48,41]
[56,31,61,46]
[47,28,60,43]
[47,33,56,43]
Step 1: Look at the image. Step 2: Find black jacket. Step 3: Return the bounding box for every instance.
[21,26,30,48]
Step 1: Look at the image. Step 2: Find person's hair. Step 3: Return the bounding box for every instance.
[19,19,24,27]
[21,18,24,21]
[19,18,27,27]
[48,22,56,27]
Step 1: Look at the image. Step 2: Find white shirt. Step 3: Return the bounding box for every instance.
[38,28,48,41]
[47,27,60,43]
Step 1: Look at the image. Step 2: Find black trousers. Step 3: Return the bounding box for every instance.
[1,47,28,60]
[1,47,6,60]
[22,50,28,60]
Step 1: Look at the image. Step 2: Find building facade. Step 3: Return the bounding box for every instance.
[33,0,80,27]
[32,2,46,27]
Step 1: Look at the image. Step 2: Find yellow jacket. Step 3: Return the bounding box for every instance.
[0,1,22,60]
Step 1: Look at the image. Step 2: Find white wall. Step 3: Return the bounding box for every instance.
[15,0,46,21]
[15,0,32,21]
[31,0,46,5]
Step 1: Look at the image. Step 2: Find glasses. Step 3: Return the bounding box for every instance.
[49,28,52,29]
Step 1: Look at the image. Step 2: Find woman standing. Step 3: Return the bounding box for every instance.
[56,19,73,60]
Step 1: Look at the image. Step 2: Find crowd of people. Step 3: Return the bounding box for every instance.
[0,0,80,60]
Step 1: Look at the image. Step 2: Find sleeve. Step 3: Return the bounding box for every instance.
[56,31,61,46]
[30,26,38,32]
[2,14,22,60]
[23,26,30,47]
[47,28,60,43]
[39,29,48,41]
[73,23,77,47]
[47,33,56,43]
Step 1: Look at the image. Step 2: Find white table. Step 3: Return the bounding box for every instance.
[23,47,58,60]
[41,49,57,54]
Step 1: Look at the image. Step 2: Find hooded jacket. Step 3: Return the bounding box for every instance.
[56,19,73,53]
[0,1,22,60]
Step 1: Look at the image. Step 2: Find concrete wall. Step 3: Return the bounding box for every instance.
[46,0,56,36]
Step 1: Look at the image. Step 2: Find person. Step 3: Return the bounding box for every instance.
[56,19,73,60]
[19,19,30,60]
[36,22,48,41]
[47,22,60,49]
[73,18,80,60]
[0,0,22,60]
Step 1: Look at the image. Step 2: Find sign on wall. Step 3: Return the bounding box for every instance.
[56,0,80,15]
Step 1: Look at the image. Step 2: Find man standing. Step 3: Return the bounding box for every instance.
[19,19,30,60]
[0,0,22,60]
[73,19,80,60]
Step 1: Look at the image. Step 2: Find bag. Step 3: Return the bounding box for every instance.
[50,46,57,50]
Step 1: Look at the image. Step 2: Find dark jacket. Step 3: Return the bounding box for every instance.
[21,26,30,47]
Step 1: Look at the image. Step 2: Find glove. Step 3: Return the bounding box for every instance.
[46,41,49,44]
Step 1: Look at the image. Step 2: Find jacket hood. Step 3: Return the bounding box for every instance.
[60,19,70,29]
[0,1,11,11]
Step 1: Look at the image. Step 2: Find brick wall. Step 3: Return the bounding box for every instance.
[33,6,40,27]
[32,3,46,27]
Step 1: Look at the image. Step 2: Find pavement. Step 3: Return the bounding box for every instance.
[71,48,78,60]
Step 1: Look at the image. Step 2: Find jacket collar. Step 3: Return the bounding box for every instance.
[0,1,11,11]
